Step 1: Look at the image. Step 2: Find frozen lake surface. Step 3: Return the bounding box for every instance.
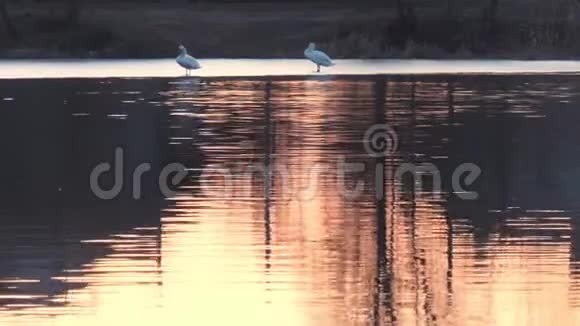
[1,59,580,79]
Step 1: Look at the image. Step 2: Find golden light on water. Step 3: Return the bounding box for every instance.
[1,77,580,325]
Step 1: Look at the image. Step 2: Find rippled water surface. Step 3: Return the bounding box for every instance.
[1,74,580,325]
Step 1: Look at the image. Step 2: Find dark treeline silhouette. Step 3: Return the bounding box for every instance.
[1,0,579,58]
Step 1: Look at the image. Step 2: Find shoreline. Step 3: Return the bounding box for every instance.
[2,58,580,79]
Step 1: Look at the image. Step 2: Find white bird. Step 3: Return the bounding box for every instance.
[304,42,334,73]
[176,45,201,76]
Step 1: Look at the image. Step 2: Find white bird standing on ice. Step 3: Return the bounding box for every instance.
[176,45,201,76]
[304,42,334,73]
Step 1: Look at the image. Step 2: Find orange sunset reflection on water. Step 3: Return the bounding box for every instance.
[1,76,580,325]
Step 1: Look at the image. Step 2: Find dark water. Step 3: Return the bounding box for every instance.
[0,75,580,325]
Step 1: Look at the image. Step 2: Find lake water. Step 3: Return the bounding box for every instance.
[1,61,580,325]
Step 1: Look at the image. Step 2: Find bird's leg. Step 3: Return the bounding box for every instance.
[317,65,320,73]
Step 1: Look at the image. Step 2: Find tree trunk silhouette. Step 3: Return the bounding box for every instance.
[447,0,456,18]
[395,0,416,25]
[0,0,17,40]
[488,0,499,22]
[65,0,81,26]
[391,0,417,47]
[482,0,499,40]
[395,0,406,21]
